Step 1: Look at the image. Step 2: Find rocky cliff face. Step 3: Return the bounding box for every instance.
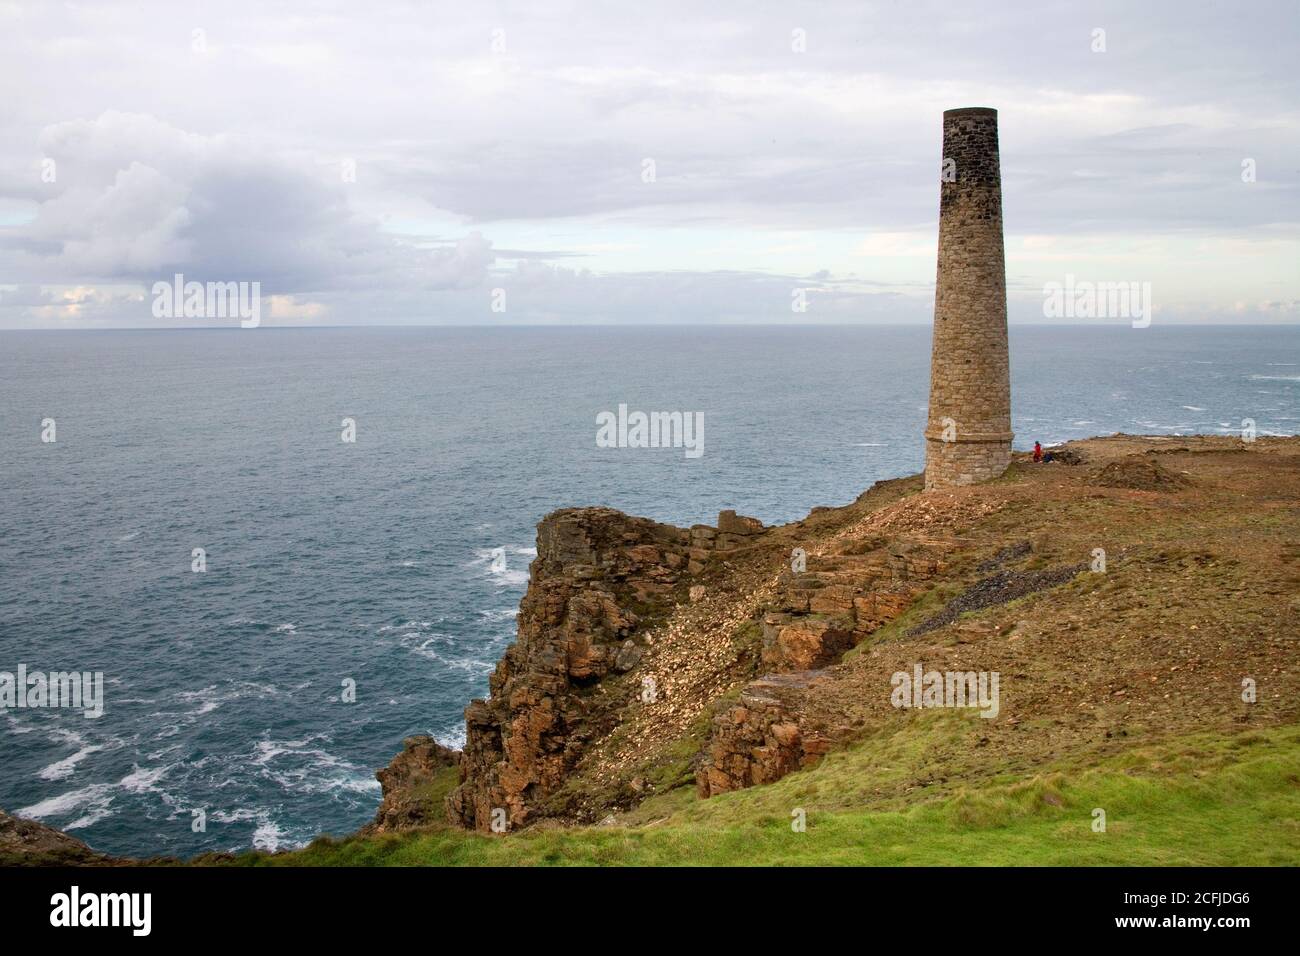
[441,485,960,825]
[366,734,460,833]
[447,507,709,831]
[697,525,950,796]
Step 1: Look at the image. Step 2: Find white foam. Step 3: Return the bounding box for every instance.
[436,725,467,751]
[38,744,104,781]
[378,620,434,634]
[252,818,288,852]
[17,783,114,827]
[413,647,495,675]
[120,764,169,793]
[207,807,295,851]
[248,734,381,799]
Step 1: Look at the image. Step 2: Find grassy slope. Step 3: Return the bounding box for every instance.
[227,718,1300,867]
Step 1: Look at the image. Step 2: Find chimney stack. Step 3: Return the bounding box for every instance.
[923,107,1013,489]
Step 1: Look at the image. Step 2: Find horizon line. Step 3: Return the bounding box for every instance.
[2,321,1297,333]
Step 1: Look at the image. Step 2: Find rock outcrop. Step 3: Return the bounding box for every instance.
[447,506,758,830]
[443,496,957,816]
[695,672,834,798]
[696,527,952,795]
[367,734,460,833]
[0,808,114,866]
[758,537,948,672]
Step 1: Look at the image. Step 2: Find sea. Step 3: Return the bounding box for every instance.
[0,324,1295,858]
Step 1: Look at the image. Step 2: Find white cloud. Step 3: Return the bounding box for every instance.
[0,0,1295,327]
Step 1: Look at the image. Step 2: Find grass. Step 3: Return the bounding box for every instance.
[219,719,1300,867]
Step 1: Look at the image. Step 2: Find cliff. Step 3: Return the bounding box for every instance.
[446,505,770,829]
[6,433,1299,865]
[417,433,1298,834]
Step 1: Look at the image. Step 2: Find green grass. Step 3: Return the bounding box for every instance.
[220,719,1300,867]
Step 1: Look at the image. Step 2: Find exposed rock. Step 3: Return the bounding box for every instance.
[715,510,765,550]
[717,509,765,536]
[767,537,944,647]
[762,619,854,672]
[1047,448,1085,465]
[366,735,460,833]
[614,639,644,672]
[447,507,698,831]
[0,808,114,866]
[696,672,832,798]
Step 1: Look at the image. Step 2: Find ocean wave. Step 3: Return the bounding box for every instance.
[209,807,297,852]
[435,725,467,751]
[120,764,170,794]
[378,620,435,634]
[17,782,116,830]
[38,745,104,781]
[250,735,381,799]
[36,726,125,782]
[149,681,284,735]
[411,647,496,676]
[410,633,456,656]
[253,818,290,852]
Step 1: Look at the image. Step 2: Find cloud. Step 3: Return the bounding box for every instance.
[1,112,496,300]
[0,0,1296,327]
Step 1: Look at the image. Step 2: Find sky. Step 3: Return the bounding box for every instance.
[0,0,1297,328]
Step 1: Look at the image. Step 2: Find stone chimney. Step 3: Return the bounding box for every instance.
[923,107,1013,489]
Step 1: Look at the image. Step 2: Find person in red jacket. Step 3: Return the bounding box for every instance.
[1033,441,1042,463]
